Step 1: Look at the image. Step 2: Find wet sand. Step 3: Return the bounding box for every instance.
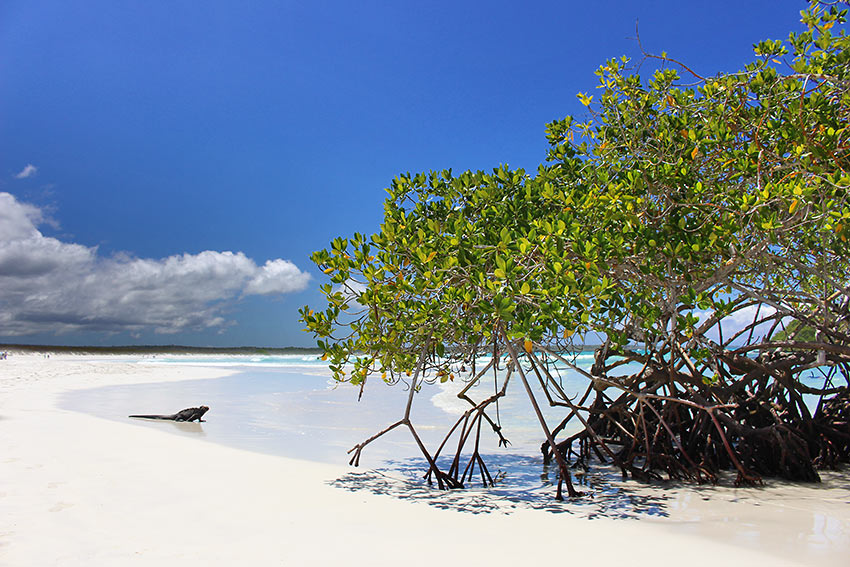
[1,353,847,566]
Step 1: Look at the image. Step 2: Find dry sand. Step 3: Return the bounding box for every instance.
[1,353,847,566]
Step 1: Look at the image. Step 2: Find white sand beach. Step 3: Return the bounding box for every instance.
[1,353,847,566]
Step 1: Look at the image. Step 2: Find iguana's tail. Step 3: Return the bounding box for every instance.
[128,414,173,420]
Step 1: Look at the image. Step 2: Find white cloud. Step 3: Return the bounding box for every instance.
[14,164,37,179]
[332,278,367,311]
[0,192,311,336]
[245,259,312,295]
[0,192,46,239]
[695,303,780,344]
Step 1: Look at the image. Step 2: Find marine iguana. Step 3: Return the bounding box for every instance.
[129,406,209,422]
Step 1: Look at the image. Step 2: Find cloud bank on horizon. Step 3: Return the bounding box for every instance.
[0,192,310,336]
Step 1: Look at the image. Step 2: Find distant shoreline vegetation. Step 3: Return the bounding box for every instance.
[0,344,324,356]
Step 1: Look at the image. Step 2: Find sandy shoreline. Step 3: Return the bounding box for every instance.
[1,354,846,566]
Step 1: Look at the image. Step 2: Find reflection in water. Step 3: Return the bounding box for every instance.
[170,421,206,435]
[127,417,207,435]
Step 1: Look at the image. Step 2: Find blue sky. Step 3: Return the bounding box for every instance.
[0,0,804,347]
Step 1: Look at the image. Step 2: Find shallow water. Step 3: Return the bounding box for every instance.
[61,358,850,564]
[60,363,583,467]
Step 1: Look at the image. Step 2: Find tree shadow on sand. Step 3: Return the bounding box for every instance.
[329,453,672,517]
